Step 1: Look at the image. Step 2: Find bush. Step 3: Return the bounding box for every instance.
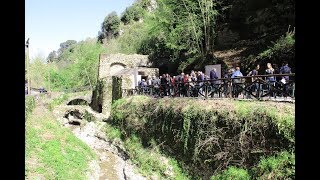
[258,30,295,59]
[211,167,250,180]
[253,151,295,179]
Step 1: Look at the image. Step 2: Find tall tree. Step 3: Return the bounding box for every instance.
[58,40,77,54]
[101,12,121,40]
[147,0,218,71]
[47,50,58,63]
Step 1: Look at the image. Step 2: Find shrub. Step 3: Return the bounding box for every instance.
[211,167,250,180]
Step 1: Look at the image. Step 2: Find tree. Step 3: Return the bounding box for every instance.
[101,11,120,40]
[121,3,145,24]
[48,39,107,90]
[58,40,77,54]
[47,50,58,63]
[97,31,105,43]
[142,0,219,71]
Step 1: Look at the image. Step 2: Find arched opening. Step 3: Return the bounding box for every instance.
[110,62,126,76]
[67,99,89,105]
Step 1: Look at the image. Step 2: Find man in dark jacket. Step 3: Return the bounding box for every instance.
[279,62,292,97]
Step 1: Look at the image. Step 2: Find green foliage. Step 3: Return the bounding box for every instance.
[121,3,146,24]
[59,40,77,51]
[28,55,51,89]
[104,124,189,179]
[211,167,251,180]
[47,93,70,111]
[84,110,95,122]
[54,40,78,62]
[258,30,295,59]
[253,151,295,179]
[234,101,295,143]
[104,22,151,54]
[105,123,122,142]
[49,39,106,90]
[142,0,218,70]
[99,0,221,72]
[101,11,121,40]
[240,29,295,76]
[47,50,58,63]
[25,103,95,179]
[111,96,295,177]
[25,96,35,118]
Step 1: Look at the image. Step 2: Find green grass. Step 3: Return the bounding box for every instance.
[25,104,96,179]
[104,123,190,179]
[47,93,71,111]
[25,96,36,118]
[211,166,251,180]
[253,151,295,179]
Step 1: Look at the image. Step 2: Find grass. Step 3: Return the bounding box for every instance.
[25,96,36,118]
[104,123,190,179]
[211,166,251,180]
[25,102,96,179]
[253,151,295,179]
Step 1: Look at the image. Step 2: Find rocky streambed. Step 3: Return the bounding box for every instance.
[52,104,146,180]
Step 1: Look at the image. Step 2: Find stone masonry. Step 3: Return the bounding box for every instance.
[91,54,159,116]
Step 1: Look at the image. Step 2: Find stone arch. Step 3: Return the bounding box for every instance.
[110,62,126,76]
[67,98,89,105]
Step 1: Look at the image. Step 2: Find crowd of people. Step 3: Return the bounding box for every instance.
[136,62,293,98]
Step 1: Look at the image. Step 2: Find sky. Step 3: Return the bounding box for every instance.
[26,0,135,60]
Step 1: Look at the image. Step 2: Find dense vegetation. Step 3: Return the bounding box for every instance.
[28,0,294,90]
[110,96,295,179]
[27,38,107,91]
[98,0,295,74]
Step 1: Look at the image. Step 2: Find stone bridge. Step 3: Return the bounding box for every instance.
[66,94,92,105]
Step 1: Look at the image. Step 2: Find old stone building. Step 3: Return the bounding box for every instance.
[91,53,159,116]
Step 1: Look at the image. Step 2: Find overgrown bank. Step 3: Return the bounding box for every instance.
[25,96,96,179]
[110,96,295,179]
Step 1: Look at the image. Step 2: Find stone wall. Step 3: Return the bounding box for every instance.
[91,78,113,116]
[92,53,159,116]
[112,76,122,103]
[98,53,152,79]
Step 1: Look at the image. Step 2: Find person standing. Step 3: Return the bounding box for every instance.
[265,63,276,98]
[279,62,292,97]
[231,66,243,97]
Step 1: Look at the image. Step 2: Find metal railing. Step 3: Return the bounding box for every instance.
[122,74,295,100]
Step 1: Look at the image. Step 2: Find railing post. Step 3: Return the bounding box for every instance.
[257,79,261,100]
[229,78,232,98]
[205,81,208,99]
